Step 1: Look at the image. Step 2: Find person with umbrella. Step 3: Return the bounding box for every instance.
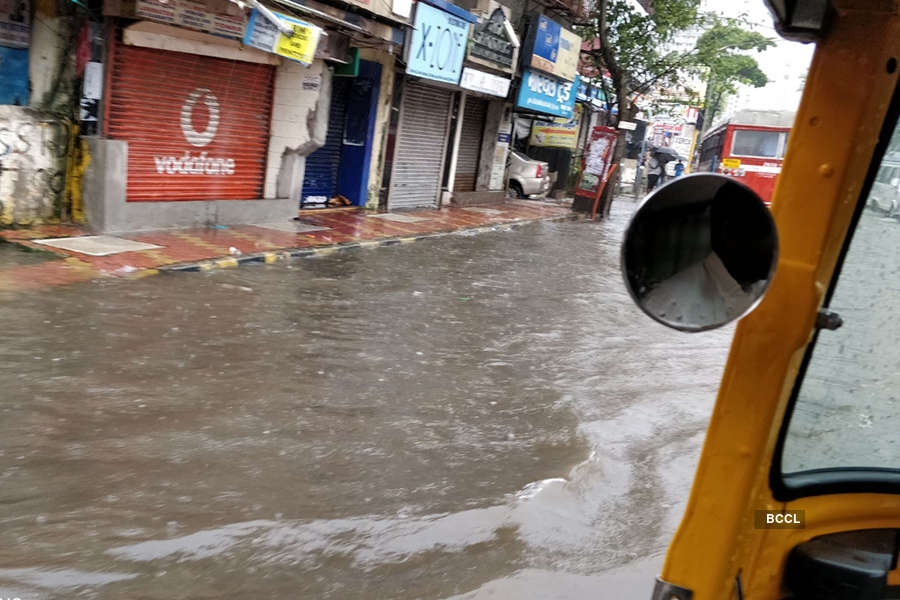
[646,151,663,192]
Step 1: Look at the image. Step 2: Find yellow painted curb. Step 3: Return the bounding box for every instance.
[215,257,240,268]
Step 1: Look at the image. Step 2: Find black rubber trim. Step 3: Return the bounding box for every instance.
[770,67,900,501]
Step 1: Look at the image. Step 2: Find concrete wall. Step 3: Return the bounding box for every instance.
[476,99,508,191]
[0,106,70,224]
[29,14,75,114]
[358,48,396,209]
[0,1,75,225]
[265,59,332,202]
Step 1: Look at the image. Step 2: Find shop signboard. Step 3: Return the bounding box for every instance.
[459,66,510,97]
[0,0,30,48]
[515,68,578,119]
[529,111,580,149]
[467,2,516,74]
[524,15,580,82]
[406,2,470,85]
[110,0,248,38]
[244,9,321,66]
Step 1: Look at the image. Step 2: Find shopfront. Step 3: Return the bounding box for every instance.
[513,14,581,194]
[107,40,276,202]
[84,0,407,231]
[301,58,383,208]
[448,0,516,201]
[388,0,475,209]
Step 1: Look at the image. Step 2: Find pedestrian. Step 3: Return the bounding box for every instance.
[646,154,662,192]
[674,160,685,177]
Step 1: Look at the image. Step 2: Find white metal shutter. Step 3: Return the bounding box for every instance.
[453,97,487,192]
[389,81,452,209]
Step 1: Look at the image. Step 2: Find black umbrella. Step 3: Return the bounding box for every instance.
[652,146,685,162]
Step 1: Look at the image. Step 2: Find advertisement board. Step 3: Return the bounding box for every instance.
[406,2,470,85]
[526,15,579,82]
[575,126,618,199]
[529,105,581,149]
[244,9,321,66]
[515,68,578,119]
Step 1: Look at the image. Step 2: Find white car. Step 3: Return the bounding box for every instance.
[507,150,551,198]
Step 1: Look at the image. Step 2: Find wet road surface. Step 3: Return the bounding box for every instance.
[0,201,733,599]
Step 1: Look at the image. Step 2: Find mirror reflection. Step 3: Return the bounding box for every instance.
[622,174,778,332]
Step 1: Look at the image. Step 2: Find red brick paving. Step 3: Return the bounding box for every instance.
[0,201,573,291]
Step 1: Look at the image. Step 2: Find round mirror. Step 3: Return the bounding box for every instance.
[622,173,778,332]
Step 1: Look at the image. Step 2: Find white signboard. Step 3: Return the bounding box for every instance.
[617,120,637,130]
[459,67,510,97]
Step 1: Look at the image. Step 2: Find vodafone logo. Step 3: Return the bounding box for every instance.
[180,88,220,147]
[153,87,236,177]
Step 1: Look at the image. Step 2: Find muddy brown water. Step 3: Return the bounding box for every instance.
[0,202,732,599]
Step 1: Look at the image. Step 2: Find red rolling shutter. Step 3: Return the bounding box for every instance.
[107,43,275,202]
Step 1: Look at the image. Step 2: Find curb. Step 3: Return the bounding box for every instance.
[157,213,582,276]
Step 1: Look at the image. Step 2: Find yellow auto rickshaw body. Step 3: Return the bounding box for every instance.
[655,1,900,597]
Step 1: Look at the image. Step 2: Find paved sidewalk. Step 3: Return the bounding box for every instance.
[0,200,576,291]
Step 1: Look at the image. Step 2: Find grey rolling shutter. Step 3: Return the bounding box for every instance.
[390,81,452,209]
[453,97,487,192]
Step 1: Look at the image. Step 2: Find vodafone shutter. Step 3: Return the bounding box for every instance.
[108,43,275,202]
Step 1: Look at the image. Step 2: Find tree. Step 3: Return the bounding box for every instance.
[578,3,771,212]
[694,22,773,133]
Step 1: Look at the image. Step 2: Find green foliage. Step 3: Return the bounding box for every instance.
[580,2,772,128]
[696,21,774,128]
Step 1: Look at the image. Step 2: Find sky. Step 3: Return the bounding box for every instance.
[703,0,815,113]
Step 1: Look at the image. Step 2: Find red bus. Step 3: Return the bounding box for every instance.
[696,110,795,205]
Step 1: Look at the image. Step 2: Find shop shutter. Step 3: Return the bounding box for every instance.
[301,78,350,205]
[108,43,275,201]
[389,81,452,209]
[453,97,487,192]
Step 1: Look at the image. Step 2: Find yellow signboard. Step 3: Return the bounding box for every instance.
[274,20,320,64]
[244,9,321,66]
[530,106,581,149]
[722,158,742,168]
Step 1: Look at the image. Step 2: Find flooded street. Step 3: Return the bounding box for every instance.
[0,201,733,599]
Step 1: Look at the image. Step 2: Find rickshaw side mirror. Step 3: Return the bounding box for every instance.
[621,173,779,332]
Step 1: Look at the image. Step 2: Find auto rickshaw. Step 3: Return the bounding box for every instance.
[620,2,900,597]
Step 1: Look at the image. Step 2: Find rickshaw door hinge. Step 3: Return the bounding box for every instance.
[650,578,693,600]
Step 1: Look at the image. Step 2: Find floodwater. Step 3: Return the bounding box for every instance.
[0,201,733,599]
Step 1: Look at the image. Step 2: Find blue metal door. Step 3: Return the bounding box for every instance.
[301,77,351,206]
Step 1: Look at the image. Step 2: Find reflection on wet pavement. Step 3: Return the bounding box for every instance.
[0,201,732,599]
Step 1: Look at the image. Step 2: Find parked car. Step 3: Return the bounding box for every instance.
[507,150,550,198]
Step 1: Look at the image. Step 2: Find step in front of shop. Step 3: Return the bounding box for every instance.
[449,191,508,207]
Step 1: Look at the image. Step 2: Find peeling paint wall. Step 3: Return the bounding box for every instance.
[358,49,396,209]
[0,0,77,226]
[0,106,70,224]
[264,58,333,203]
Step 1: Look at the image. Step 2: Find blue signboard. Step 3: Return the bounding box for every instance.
[532,15,561,64]
[407,2,470,85]
[516,69,579,119]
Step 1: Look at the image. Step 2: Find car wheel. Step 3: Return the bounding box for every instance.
[509,182,526,198]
